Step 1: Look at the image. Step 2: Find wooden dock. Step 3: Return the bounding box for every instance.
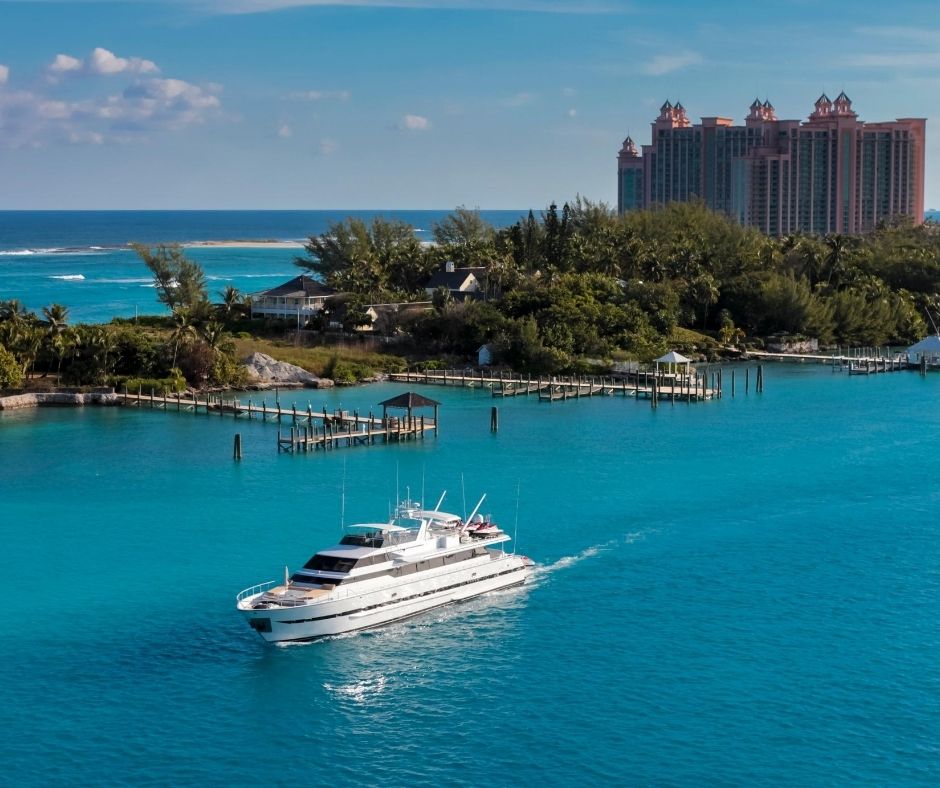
[388,369,722,403]
[118,388,437,453]
[746,349,908,372]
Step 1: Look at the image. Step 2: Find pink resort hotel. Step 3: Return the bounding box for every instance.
[617,94,926,235]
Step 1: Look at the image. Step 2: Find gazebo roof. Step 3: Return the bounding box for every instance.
[654,351,691,364]
[379,391,441,409]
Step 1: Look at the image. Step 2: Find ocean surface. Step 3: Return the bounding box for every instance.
[0,210,527,322]
[1,366,939,786]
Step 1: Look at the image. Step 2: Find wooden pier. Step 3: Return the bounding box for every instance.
[746,349,908,373]
[118,387,438,454]
[388,369,720,403]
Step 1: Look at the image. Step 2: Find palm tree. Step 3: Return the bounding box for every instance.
[824,234,851,288]
[42,303,70,378]
[218,285,243,320]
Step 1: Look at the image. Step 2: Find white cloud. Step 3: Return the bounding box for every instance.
[278,123,292,138]
[47,48,159,81]
[0,65,8,85]
[500,91,535,107]
[112,78,222,129]
[88,47,158,76]
[68,130,104,145]
[48,53,82,78]
[400,113,429,130]
[318,137,338,155]
[1,47,220,148]
[566,108,577,118]
[561,86,577,97]
[289,89,350,101]
[641,50,702,76]
[847,52,940,69]
[853,26,940,43]
[211,0,624,15]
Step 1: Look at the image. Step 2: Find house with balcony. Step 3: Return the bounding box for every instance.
[249,275,336,325]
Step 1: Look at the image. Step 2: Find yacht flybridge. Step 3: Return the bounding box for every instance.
[237,493,534,643]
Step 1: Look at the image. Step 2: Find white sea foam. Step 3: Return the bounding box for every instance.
[0,245,112,257]
[49,274,85,281]
[323,674,388,704]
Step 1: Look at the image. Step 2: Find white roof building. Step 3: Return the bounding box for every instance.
[906,335,940,364]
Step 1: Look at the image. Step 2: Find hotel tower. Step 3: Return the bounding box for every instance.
[617,94,926,235]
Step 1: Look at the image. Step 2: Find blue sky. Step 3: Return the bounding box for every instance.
[0,0,937,209]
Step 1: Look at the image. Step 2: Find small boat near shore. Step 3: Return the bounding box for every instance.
[236,493,533,643]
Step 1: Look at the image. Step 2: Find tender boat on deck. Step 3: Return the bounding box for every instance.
[236,493,533,643]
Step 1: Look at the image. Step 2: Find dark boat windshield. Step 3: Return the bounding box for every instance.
[339,528,418,547]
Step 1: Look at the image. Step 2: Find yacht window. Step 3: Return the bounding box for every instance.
[290,573,342,587]
[429,557,445,569]
[303,554,359,573]
[340,532,384,547]
[399,563,416,575]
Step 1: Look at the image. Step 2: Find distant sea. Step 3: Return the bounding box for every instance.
[1,209,937,323]
[0,210,527,322]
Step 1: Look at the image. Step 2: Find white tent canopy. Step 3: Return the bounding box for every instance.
[655,351,691,364]
[907,335,940,363]
[907,335,940,354]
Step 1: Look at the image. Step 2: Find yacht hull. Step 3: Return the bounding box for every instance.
[240,555,530,643]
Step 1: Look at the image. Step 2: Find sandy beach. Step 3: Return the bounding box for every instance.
[183,240,305,249]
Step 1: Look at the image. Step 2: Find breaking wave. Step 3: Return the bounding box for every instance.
[49,274,85,281]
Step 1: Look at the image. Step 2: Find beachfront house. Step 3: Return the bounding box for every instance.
[478,344,493,366]
[250,275,336,327]
[424,261,484,300]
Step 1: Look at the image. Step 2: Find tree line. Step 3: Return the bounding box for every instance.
[296,201,938,371]
[2,200,938,388]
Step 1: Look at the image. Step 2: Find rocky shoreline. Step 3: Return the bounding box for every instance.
[0,388,122,410]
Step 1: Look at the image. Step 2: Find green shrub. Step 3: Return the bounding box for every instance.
[112,372,186,395]
[0,344,23,389]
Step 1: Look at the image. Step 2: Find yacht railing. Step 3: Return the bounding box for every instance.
[236,580,278,603]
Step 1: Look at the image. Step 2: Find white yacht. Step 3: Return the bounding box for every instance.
[236,493,533,643]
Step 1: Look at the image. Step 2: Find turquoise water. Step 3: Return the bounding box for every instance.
[0,246,302,324]
[2,365,939,785]
[0,209,527,323]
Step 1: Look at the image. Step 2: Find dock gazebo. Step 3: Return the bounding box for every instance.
[379,391,440,436]
[654,350,692,382]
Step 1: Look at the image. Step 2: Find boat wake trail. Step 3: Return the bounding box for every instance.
[533,530,654,579]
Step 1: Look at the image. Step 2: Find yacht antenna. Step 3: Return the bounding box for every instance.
[434,490,447,511]
[396,463,400,508]
[340,457,347,531]
[421,465,426,509]
[926,307,940,337]
[461,474,467,521]
[513,481,521,554]
[466,494,487,526]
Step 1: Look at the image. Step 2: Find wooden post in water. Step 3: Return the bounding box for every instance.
[490,406,499,433]
[731,369,735,397]
[233,433,242,460]
[745,367,750,394]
